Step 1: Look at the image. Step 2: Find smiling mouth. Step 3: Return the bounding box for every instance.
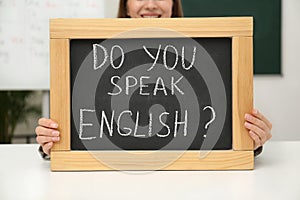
[141,15,162,18]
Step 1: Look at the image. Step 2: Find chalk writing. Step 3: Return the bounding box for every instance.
[73,42,218,142]
[79,109,190,140]
[93,44,197,71]
[203,106,216,138]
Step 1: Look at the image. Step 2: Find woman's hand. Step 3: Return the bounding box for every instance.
[244,109,272,150]
[35,118,60,155]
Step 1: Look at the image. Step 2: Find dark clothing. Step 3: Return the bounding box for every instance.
[254,146,263,157]
[39,146,263,160]
[38,146,50,160]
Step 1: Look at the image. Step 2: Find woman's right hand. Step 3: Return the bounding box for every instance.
[35,118,60,155]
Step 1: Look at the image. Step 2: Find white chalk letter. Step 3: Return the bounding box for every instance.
[143,45,161,71]
[139,76,150,96]
[163,45,178,70]
[171,76,184,95]
[133,111,145,137]
[110,45,125,69]
[126,76,138,95]
[157,112,170,137]
[79,109,96,140]
[117,110,133,136]
[148,112,153,136]
[181,46,196,70]
[108,76,122,96]
[174,110,188,137]
[93,44,108,70]
[154,77,167,96]
[99,110,114,138]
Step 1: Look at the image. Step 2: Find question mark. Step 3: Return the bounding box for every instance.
[203,106,216,138]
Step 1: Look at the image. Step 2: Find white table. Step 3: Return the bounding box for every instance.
[0,141,299,200]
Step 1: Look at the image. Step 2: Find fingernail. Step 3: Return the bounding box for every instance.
[51,123,58,128]
[52,131,60,136]
[245,122,251,128]
[244,114,251,120]
[252,109,258,114]
[52,137,60,142]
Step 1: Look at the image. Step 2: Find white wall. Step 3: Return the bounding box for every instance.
[104,0,119,18]
[105,0,300,141]
[0,0,105,90]
[254,0,300,141]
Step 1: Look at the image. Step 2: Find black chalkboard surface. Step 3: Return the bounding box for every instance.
[70,38,232,151]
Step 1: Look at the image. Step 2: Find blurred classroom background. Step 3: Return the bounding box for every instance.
[0,0,299,144]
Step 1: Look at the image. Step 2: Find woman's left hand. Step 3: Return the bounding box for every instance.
[244,109,272,150]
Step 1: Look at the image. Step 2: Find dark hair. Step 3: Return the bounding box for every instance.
[117,0,184,18]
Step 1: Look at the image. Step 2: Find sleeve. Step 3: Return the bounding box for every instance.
[38,146,50,160]
[38,145,263,159]
[254,146,263,157]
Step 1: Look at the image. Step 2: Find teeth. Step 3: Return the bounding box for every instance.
[142,16,159,18]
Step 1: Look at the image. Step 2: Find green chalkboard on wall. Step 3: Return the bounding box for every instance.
[182,0,281,74]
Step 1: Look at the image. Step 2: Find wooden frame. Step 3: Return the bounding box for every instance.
[50,17,254,171]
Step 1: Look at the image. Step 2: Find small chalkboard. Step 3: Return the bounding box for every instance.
[50,18,254,171]
[70,38,232,151]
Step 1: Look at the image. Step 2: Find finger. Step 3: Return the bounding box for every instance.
[252,109,272,129]
[244,122,267,143]
[38,118,58,129]
[35,126,60,137]
[245,114,269,132]
[36,135,60,145]
[251,129,267,146]
[43,142,53,156]
[249,131,261,149]
[266,132,273,141]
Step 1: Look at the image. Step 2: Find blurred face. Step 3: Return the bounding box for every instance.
[127,0,173,18]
